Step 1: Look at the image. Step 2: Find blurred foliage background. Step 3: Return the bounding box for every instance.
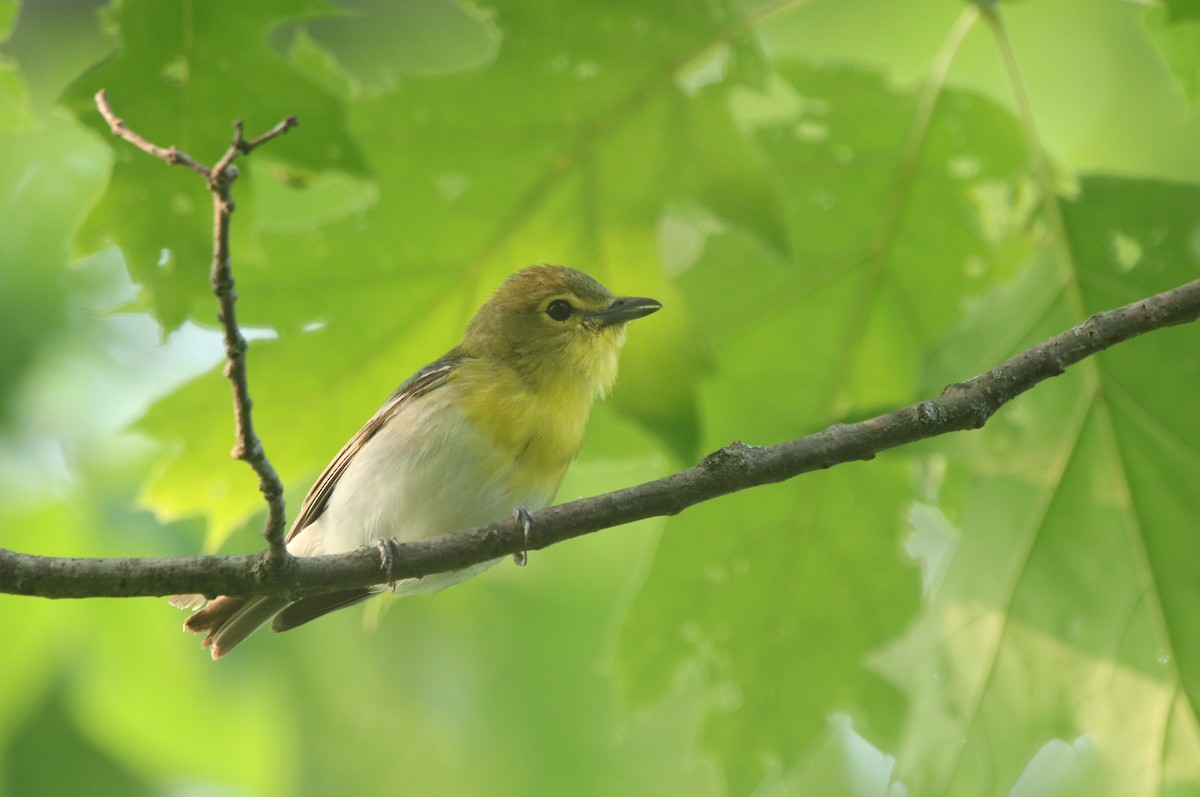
[2,0,1200,794]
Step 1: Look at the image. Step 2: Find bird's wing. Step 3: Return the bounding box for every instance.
[285,356,461,544]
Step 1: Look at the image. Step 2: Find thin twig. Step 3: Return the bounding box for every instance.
[3,278,1198,600]
[243,115,299,153]
[209,120,247,183]
[94,89,210,178]
[92,90,295,564]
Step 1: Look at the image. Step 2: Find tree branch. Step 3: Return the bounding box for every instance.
[93,90,298,564]
[2,277,1198,600]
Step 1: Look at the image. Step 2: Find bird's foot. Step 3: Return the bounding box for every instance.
[375,537,402,591]
[512,506,533,567]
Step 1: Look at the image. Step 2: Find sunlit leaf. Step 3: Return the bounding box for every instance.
[62,0,365,331]
[128,0,784,542]
[6,1,1200,796]
[873,177,1200,795]
[1144,6,1200,109]
[615,56,1038,792]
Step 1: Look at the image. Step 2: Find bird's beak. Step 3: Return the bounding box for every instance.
[591,296,663,327]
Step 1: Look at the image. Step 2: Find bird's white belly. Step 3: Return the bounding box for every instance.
[288,393,555,593]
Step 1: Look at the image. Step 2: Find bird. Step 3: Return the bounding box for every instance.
[175,265,662,658]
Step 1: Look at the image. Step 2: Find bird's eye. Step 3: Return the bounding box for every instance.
[546,299,574,322]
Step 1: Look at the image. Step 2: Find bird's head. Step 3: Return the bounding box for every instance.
[463,265,661,397]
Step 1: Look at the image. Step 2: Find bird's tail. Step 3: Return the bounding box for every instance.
[174,594,291,660]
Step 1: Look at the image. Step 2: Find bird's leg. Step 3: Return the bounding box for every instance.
[512,506,533,567]
[375,537,402,591]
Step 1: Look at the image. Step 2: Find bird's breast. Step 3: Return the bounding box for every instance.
[458,367,593,499]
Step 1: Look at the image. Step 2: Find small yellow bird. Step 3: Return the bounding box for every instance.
[177,265,661,658]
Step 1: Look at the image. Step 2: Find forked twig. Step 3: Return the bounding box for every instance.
[93,89,298,565]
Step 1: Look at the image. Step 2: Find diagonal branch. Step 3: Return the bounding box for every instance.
[2,277,1198,600]
[93,90,298,564]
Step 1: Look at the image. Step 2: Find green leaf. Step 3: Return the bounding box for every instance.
[0,0,15,41]
[1144,6,1200,108]
[62,0,365,331]
[616,59,1033,793]
[1162,0,1200,23]
[874,176,1200,795]
[0,57,31,131]
[8,686,154,797]
[0,116,109,422]
[618,467,916,793]
[11,2,1200,795]
[296,0,503,91]
[132,0,790,541]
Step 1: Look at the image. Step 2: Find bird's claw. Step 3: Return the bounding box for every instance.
[512,506,533,567]
[375,537,401,591]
